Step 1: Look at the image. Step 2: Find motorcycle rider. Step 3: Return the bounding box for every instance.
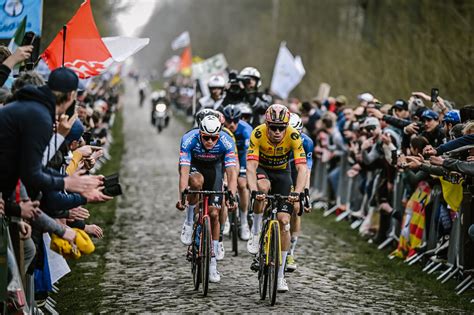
[198,75,226,111]
[240,67,271,127]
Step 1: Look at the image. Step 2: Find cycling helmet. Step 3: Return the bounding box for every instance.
[443,110,460,125]
[265,104,290,125]
[240,66,261,87]
[289,113,303,132]
[195,108,219,126]
[200,115,222,135]
[151,91,160,102]
[223,105,242,121]
[207,75,225,89]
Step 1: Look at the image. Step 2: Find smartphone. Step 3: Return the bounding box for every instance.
[431,88,439,103]
[21,32,36,46]
[65,100,76,119]
[103,184,122,197]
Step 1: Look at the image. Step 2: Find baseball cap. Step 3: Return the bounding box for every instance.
[47,67,79,93]
[65,119,85,142]
[392,99,408,111]
[361,117,380,128]
[421,109,439,121]
[443,110,460,124]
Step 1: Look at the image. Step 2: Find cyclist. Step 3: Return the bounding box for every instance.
[198,75,226,111]
[222,104,253,241]
[286,113,314,272]
[246,104,308,292]
[176,115,238,283]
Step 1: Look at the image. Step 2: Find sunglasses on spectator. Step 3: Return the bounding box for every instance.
[364,125,376,132]
[201,135,219,142]
[268,124,287,132]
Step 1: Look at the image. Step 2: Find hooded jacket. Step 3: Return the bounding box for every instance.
[0,84,65,198]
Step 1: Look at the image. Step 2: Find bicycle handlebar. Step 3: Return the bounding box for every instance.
[181,189,232,205]
[251,193,305,216]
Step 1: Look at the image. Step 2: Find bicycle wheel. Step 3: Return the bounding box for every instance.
[192,226,201,291]
[258,222,268,300]
[268,222,280,306]
[229,210,238,256]
[201,216,211,296]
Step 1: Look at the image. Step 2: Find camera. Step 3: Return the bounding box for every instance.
[431,88,439,103]
[416,121,425,133]
[227,71,245,94]
[83,131,101,146]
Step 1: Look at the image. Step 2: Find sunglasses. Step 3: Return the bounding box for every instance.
[202,135,219,142]
[268,124,287,132]
[226,118,239,124]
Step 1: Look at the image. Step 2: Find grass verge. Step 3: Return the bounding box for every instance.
[56,109,124,313]
[309,210,474,311]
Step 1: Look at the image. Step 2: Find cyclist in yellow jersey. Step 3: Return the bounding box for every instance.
[246,104,307,293]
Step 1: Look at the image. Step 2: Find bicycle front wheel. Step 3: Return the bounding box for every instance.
[192,226,200,291]
[230,210,238,256]
[268,222,280,306]
[258,222,268,300]
[201,216,211,297]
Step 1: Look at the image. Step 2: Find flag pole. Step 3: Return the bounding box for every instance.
[61,25,67,67]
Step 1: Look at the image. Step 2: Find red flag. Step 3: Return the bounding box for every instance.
[179,46,192,73]
[41,0,113,79]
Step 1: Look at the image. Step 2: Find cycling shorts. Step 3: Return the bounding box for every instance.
[191,162,224,207]
[256,166,293,214]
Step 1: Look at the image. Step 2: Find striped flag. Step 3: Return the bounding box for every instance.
[7,16,27,53]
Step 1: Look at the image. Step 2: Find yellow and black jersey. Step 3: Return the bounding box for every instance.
[246,124,306,170]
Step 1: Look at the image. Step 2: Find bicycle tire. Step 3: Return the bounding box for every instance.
[258,221,268,300]
[192,227,200,291]
[201,216,211,297]
[268,222,280,306]
[230,211,238,256]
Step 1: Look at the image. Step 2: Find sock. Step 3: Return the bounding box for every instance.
[253,213,263,235]
[211,257,217,269]
[185,204,196,225]
[290,237,298,256]
[279,251,288,278]
[240,210,248,225]
[213,240,219,257]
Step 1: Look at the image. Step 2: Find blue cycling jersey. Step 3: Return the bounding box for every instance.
[290,132,314,170]
[179,129,237,168]
[233,120,253,169]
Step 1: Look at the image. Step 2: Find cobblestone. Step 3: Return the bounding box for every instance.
[97,85,462,312]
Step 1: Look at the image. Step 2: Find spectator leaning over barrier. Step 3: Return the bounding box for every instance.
[0,67,102,218]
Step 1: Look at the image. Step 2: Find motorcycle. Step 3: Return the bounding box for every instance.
[153,103,170,133]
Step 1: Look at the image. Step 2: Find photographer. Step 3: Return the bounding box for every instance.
[0,45,33,87]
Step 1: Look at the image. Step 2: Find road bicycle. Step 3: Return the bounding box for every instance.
[183,189,231,296]
[252,193,304,306]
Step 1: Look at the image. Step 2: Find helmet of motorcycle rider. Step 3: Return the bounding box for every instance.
[207,75,226,89]
[223,104,242,121]
[265,104,290,125]
[289,113,303,132]
[240,66,261,88]
[200,115,222,135]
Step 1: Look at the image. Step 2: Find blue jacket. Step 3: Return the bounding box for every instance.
[0,85,65,197]
[437,134,474,155]
[233,120,253,169]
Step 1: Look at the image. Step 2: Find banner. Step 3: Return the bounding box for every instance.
[163,55,180,78]
[0,0,43,39]
[171,31,190,50]
[192,53,228,96]
[270,42,305,99]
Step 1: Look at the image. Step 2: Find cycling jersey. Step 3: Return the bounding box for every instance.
[247,124,306,170]
[233,120,253,169]
[179,129,237,168]
[290,133,314,170]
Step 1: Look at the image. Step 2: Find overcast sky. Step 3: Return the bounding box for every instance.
[116,0,159,36]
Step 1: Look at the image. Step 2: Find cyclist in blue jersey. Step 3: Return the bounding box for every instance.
[176,115,238,282]
[287,113,314,272]
[222,105,253,241]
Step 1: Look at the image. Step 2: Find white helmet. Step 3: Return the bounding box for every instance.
[289,113,303,132]
[207,75,226,89]
[240,66,261,87]
[200,115,222,135]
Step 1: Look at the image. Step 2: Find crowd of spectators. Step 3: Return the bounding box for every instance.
[0,44,123,313]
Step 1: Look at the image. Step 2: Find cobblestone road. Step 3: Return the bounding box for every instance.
[98,85,461,313]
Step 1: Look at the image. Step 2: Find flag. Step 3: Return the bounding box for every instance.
[179,46,192,76]
[163,55,181,78]
[101,36,149,62]
[7,16,27,53]
[270,42,306,99]
[0,0,43,39]
[171,31,190,50]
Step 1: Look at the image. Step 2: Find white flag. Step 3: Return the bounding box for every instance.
[270,43,306,99]
[171,31,190,50]
[163,55,181,78]
[102,36,150,62]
